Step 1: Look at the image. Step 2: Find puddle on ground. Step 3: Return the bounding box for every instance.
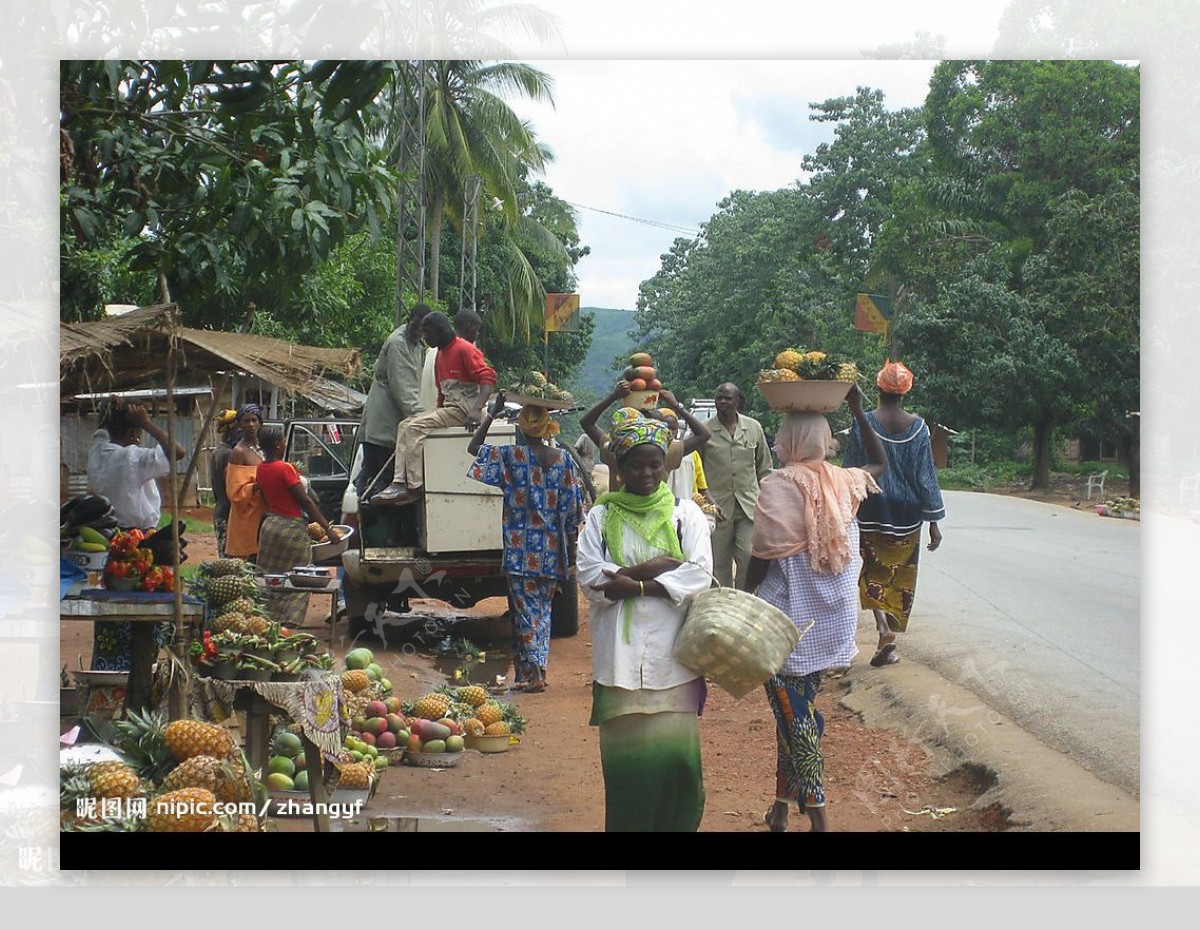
[331,812,529,832]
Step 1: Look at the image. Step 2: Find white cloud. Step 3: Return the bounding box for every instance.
[511,59,939,308]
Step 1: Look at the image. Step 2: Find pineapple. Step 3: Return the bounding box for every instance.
[412,692,452,720]
[341,670,370,693]
[836,363,859,382]
[758,368,800,383]
[774,348,804,371]
[475,702,504,727]
[456,685,488,708]
[205,558,247,577]
[160,754,252,804]
[164,719,235,762]
[211,611,245,634]
[111,708,176,784]
[208,574,255,605]
[483,721,511,736]
[87,761,141,799]
[463,718,486,737]
[225,597,258,616]
[336,762,372,790]
[145,788,217,833]
[228,812,261,833]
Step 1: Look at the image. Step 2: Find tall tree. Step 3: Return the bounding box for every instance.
[906,59,1139,488]
[60,60,397,328]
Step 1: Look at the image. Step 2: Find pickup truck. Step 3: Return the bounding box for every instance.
[285,417,584,641]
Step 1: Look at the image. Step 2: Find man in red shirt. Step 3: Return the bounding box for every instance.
[372,311,496,504]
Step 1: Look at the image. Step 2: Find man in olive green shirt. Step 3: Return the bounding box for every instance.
[699,382,773,588]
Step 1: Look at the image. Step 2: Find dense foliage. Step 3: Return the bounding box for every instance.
[633,61,1140,489]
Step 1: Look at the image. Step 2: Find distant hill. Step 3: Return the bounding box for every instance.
[572,306,639,400]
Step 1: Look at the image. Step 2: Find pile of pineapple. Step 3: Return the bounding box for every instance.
[759,348,859,384]
[60,711,262,833]
[406,685,527,739]
[189,558,265,634]
[509,369,573,404]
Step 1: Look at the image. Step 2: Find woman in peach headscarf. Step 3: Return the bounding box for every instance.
[842,361,946,668]
[742,386,887,832]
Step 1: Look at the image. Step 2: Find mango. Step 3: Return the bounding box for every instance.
[268,755,295,777]
[445,735,465,752]
[421,721,452,742]
[421,739,447,753]
[266,772,295,791]
[292,770,309,791]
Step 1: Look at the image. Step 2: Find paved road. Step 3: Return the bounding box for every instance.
[898,490,1139,796]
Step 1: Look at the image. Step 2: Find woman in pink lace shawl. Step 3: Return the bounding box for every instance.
[742,386,888,832]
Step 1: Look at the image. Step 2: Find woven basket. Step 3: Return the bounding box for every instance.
[674,586,807,699]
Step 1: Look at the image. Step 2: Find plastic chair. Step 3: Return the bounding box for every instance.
[1084,470,1108,501]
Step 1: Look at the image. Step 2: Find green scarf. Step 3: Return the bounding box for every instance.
[595,482,683,643]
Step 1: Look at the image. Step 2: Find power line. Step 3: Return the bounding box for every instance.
[565,200,701,237]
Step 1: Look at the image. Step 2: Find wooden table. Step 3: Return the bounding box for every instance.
[195,676,342,832]
[60,591,205,715]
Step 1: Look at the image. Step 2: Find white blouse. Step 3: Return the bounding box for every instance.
[577,497,714,691]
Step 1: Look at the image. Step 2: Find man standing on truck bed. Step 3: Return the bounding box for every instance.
[357,303,431,500]
[372,310,496,505]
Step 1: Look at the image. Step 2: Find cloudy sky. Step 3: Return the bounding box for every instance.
[508,60,940,310]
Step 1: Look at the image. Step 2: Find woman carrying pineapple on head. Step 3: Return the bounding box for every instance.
[841,361,945,667]
[254,427,337,627]
[467,391,585,693]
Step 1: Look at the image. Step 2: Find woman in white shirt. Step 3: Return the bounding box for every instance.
[576,408,713,832]
[85,397,185,671]
[87,398,185,530]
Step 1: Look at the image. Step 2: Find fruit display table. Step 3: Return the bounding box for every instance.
[60,590,205,714]
[191,674,343,832]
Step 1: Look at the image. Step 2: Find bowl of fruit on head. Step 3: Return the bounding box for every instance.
[622,351,662,410]
[757,348,860,413]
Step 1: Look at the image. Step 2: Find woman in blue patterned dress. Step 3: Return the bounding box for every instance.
[467,392,584,693]
[742,387,887,832]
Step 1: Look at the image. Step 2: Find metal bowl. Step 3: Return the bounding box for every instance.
[288,571,332,589]
[401,750,463,768]
[310,525,353,562]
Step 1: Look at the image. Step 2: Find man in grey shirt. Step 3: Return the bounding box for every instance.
[356,303,431,497]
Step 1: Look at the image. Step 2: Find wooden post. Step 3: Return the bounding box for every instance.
[165,332,188,721]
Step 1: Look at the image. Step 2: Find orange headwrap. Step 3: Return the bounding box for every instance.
[876,361,914,395]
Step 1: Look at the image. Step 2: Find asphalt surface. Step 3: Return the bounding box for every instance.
[875,490,1140,796]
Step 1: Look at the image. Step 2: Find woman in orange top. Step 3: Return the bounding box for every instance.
[224,404,267,559]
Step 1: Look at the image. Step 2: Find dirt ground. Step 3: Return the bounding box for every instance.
[59,479,1108,833]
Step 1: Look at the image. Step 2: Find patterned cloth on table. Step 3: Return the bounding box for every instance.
[858,529,921,631]
[467,443,584,683]
[191,674,343,758]
[756,521,862,676]
[764,672,826,808]
[90,619,168,671]
[256,514,311,626]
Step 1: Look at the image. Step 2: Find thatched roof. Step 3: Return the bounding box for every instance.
[61,303,365,413]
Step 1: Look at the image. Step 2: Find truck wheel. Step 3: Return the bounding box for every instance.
[550,578,579,638]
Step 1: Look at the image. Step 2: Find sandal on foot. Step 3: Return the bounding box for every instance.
[870,644,899,667]
[764,808,787,833]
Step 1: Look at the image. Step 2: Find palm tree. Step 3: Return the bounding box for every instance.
[421,59,555,299]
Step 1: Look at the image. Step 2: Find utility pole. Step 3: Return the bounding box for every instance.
[459,174,482,315]
[395,61,427,326]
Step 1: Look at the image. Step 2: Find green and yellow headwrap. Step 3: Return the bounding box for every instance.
[608,408,670,459]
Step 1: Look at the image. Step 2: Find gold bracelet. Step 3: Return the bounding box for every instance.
[639,580,645,596]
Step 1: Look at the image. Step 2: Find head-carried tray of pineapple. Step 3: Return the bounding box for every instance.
[503,392,574,410]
